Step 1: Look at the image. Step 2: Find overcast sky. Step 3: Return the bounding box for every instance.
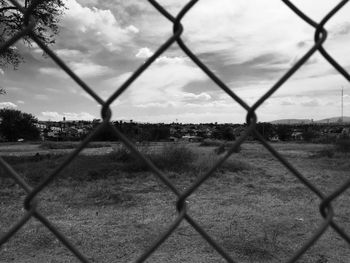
[1,0,350,123]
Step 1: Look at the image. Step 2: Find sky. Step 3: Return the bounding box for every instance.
[1,0,350,123]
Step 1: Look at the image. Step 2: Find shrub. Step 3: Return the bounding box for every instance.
[214,144,226,155]
[40,141,109,149]
[335,138,350,152]
[314,148,335,158]
[200,139,222,147]
[214,143,241,155]
[111,143,196,173]
[152,143,196,171]
[194,153,250,176]
[109,146,134,162]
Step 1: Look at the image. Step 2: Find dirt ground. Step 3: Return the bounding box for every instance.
[0,141,349,262]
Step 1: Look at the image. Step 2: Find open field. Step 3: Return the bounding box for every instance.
[0,142,349,262]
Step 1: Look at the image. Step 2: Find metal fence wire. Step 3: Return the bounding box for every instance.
[0,0,350,262]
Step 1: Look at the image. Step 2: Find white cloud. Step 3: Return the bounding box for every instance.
[155,56,186,64]
[56,49,84,59]
[39,67,65,78]
[136,47,153,59]
[182,92,211,101]
[136,102,176,108]
[138,0,349,70]
[76,0,98,5]
[0,69,4,75]
[41,111,61,120]
[0,102,17,108]
[62,0,139,51]
[63,112,96,120]
[126,25,139,34]
[39,60,112,78]
[17,100,25,104]
[280,100,295,106]
[104,56,208,106]
[69,61,112,77]
[301,99,320,107]
[41,111,95,121]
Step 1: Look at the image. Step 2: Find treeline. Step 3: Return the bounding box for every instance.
[1,108,349,143]
[91,122,171,142]
[253,122,349,142]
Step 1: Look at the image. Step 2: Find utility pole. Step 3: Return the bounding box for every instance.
[341,86,344,123]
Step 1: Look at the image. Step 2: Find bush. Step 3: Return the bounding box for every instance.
[153,143,196,171]
[109,146,134,162]
[111,143,196,173]
[214,143,241,155]
[40,141,109,149]
[194,153,250,176]
[200,139,223,147]
[335,138,350,152]
[313,148,335,158]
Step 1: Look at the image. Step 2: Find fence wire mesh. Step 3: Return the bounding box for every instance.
[0,0,350,262]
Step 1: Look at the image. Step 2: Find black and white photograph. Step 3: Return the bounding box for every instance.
[0,0,349,262]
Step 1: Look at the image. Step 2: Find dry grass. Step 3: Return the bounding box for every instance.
[40,141,111,150]
[0,142,349,262]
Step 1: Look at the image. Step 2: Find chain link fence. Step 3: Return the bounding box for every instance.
[0,0,349,262]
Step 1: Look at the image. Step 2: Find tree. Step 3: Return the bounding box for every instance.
[222,126,235,141]
[254,122,275,140]
[0,0,66,69]
[0,108,39,141]
[302,127,317,142]
[276,125,292,141]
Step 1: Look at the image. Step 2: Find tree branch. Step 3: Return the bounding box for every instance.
[0,6,18,12]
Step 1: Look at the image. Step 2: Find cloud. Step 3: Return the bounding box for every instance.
[69,61,112,77]
[126,25,139,34]
[62,0,139,51]
[103,56,208,105]
[39,60,112,78]
[41,111,61,120]
[301,99,320,107]
[182,92,211,101]
[17,100,25,104]
[0,69,4,75]
[136,47,153,59]
[136,102,176,108]
[39,67,65,78]
[63,112,96,120]
[56,49,84,59]
[281,100,295,106]
[41,111,95,121]
[177,0,311,64]
[331,22,350,36]
[76,0,99,5]
[0,102,17,108]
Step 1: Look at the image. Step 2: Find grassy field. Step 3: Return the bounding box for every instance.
[0,141,349,262]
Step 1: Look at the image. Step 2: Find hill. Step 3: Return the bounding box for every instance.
[269,119,312,124]
[269,116,350,124]
[315,116,350,123]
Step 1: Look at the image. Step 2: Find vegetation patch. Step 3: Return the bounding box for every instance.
[200,139,223,147]
[111,143,197,173]
[334,138,350,153]
[40,141,110,150]
[0,142,349,262]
